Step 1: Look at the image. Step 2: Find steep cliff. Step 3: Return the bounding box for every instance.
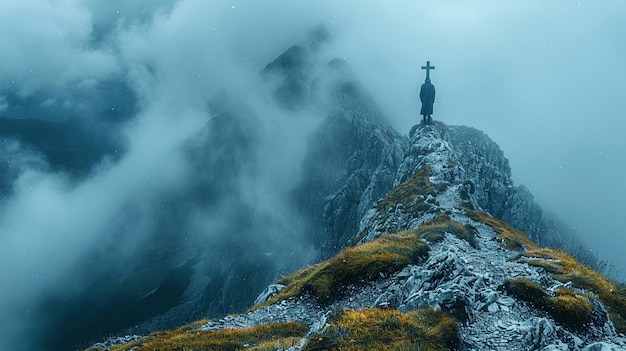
[292,59,407,258]
[446,126,562,248]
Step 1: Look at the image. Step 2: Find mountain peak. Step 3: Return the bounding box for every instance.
[90,121,626,351]
[358,122,494,243]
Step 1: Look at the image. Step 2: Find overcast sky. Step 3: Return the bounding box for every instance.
[1,1,626,349]
[320,2,626,262]
[344,1,626,273]
[319,1,626,273]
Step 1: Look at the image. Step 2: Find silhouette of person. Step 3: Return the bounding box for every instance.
[420,77,435,124]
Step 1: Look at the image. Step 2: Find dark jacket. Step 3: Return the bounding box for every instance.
[420,79,436,116]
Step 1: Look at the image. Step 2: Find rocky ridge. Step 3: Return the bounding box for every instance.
[82,42,596,350]
[210,123,626,350]
[91,123,626,351]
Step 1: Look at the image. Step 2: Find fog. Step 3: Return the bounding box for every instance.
[320,1,626,273]
[1,1,625,350]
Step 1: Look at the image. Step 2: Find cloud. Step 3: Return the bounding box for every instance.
[0,1,119,98]
[0,106,200,349]
[0,96,7,112]
[0,1,326,349]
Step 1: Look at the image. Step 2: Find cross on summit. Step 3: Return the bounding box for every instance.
[421,60,435,80]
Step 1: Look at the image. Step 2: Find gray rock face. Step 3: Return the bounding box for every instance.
[261,45,313,110]
[293,90,406,258]
[358,123,474,242]
[357,123,591,256]
[254,284,286,305]
[446,125,559,247]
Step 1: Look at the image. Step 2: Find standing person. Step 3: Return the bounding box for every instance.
[420,77,435,124]
[419,61,436,124]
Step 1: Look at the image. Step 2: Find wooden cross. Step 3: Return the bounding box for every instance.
[421,61,435,80]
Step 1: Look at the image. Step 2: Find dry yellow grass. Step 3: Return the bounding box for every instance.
[503,278,593,328]
[409,213,477,248]
[519,247,626,332]
[257,231,429,306]
[256,215,478,309]
[86,321,308,351]
[465,209,537,251]
[377,165,435,215]
[303,308,458,351]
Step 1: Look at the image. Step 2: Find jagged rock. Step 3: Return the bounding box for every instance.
[587,299,619,340]
[522,317,560,349]
[354,123,599,264]
[498,297,516,306]
[90,335,145,350]
[446,125,583,252]
[293,95,407,258]
[254,284,285,305]
[261,45,313,110]
[583,342,626,351]
[439,287,473,322]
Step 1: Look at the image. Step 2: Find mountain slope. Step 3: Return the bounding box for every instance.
[69,39,604,349]
[87,123,626,351]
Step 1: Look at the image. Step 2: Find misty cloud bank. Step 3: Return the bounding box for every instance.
[1,1,625,350]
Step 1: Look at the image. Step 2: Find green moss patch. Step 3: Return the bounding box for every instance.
[303,308,459,351]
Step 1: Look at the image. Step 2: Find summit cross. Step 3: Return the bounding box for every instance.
[421,61,435,80]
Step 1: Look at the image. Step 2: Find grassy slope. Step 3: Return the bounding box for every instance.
[303,307,458,351]
[88,214,473,351]
[85,167,626,350]
[468,209,626,332]
[85,321,308,351]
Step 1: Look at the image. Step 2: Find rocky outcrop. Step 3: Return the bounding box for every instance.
[209,123,626,350]
[291,58,407,258]
[446,125,563,247]
[357,123,588,255]
[293,105,406,257]
[261,45,313,110]
[357,123,468,241]
[91,122,626,351]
